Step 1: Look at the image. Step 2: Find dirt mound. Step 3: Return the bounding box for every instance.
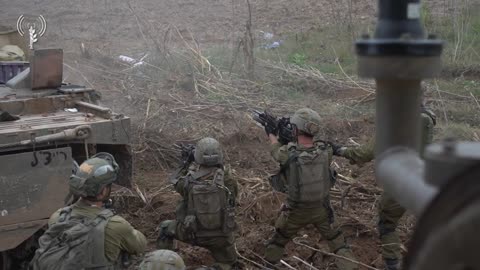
[1,0,428,268]
[108,111,411,269]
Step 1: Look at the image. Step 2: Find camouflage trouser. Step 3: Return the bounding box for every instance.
[378,193,406,262]
[265,206,358,270]
[157,220,237,270]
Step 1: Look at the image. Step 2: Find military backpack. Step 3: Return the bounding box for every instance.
[30,207,115,270]
[183,168,236,236]
[284,144,332,205]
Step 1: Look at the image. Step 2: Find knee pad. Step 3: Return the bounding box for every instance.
[377,219,395,236]
[158,220,176,239]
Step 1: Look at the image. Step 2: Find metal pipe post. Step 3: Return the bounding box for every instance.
[375,79,422,156]
[376,147,437,216]
[356,0,443,214]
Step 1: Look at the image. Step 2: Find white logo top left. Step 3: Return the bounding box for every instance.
[17,15,47,50]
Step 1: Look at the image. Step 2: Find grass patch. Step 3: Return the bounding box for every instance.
[435,123,480,141]
[423,1,480,68]
[254,27,361,75]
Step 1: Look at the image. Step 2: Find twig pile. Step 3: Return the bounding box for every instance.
[66,28,410,269]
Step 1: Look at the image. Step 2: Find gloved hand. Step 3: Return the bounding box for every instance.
[423,108,437,126]
[280,203,291,212]
[420,103,437,126]
[186,151,195,163]
[330,143,347,156]
[180,145,195,164]
[264,124,277,136]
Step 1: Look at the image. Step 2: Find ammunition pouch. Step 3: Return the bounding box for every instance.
[183,215,198,234]
[223,206,237,233]
[377,219,396,236]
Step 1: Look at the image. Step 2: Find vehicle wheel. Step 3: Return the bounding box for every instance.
[0,252,11,270]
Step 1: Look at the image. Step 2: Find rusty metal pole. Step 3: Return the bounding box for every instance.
[356,0,443,216]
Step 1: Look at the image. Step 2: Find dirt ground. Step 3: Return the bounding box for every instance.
[0,0,441,269]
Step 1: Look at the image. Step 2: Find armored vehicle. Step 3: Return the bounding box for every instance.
[0,31,132,269]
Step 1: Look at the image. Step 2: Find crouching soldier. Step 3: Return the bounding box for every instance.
[31,153,147,270]
[264,108,358,270]
[157,137,238,270]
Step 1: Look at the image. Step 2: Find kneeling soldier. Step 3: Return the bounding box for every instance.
[157,138,238,270]
[31,153,147,270]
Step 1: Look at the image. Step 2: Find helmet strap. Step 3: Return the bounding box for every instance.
[82,184,112,203]
[99,184,112,201]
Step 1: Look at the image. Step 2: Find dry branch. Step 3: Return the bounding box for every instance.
[293,237,380,270]
[292,255,320,270]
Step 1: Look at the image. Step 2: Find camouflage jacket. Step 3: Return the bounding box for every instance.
[342,112,436,165]
[49,200,147,262]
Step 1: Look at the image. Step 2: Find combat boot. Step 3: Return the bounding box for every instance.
[264,242,285,266]
[384,258,401,270]
[335,247,359,270]
[326,232,358,270]
[156,220,176,250]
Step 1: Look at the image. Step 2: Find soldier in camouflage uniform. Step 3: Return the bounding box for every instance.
[31,153,147,269]
[139,250,186,270]
[157,137,238,270]
[264,108,358,270]
[335,106,436,270]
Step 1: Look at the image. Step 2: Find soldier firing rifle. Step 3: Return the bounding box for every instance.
[251,109,344,153]
[168,143,196,183]
[251,110,297,145]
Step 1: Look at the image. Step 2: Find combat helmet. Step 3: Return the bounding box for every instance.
[194,137,223,166]
[69,152,119,198]
[139,250,186,270]
[290,108,321,136]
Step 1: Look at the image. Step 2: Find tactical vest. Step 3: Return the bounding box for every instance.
[180,168,236,237]
[31,207,115,270]
[285,144,331,206]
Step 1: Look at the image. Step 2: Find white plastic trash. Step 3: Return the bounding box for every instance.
[264,41,281,49]
[119,55,137,64]
[262,32,274,40]
[65,108,78,113]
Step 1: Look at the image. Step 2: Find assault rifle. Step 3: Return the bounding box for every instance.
[168,143,196,184]
[251,110,296,145]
